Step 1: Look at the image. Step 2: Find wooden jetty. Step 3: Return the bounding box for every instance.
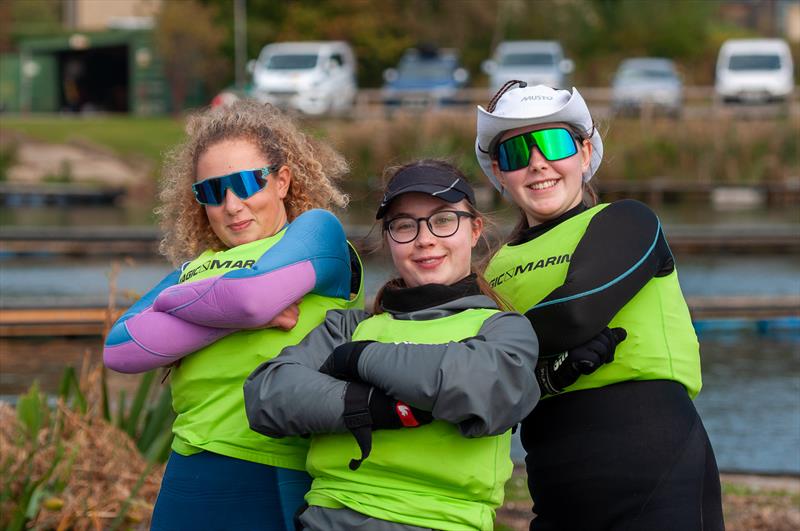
[1,296,797,338]
[0,183,125,206]
[687,295,800,320]
[0,226,161,256]
[662,225,800,254]
[0,307,123,337]
[598,179,800,207]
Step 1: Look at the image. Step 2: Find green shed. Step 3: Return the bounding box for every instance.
[8,29,171,115]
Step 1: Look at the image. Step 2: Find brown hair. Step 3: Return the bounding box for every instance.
[157,99,349,265]
[369,159,509,313]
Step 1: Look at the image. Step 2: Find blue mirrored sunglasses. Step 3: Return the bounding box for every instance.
[192,165,278,206]
[496,127,580,172]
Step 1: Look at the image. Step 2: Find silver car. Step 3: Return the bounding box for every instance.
[612,58,683,117]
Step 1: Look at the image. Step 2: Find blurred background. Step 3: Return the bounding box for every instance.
[0,1,798,529]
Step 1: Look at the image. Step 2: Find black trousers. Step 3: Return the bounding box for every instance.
[521,380,725,531]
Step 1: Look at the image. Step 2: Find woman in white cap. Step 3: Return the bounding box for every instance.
[245,159,540,531]
[476,82,724,531]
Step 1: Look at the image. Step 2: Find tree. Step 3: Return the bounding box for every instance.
[1,0,62,53]
[154,0,229,112]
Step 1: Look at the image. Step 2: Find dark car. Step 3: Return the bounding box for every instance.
[381,47,469,108]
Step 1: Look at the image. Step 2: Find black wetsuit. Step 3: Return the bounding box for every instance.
[511,202,725,531]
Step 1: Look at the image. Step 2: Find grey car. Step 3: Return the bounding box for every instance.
[612,58,683,117]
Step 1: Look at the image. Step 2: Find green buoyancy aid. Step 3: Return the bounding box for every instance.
[486,204,701,398]
[171,233,364,470]
[305,309,511,531]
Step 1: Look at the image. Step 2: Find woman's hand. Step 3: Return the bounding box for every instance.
[259,302,301,331]
[536,327,627,396]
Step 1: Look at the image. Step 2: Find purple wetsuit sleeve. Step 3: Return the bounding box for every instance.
[103,269,233,374]
[152,261,316,328]
[152,209,351,328]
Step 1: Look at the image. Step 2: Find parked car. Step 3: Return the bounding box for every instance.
[381,47,469,107]
[245,41,357,115]
[482,40,573,93]
[715,38,794,103]
[210,86,249,108]
[611,58,683,117]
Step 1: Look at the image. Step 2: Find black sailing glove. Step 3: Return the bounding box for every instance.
[535,327,627,396]
[343,382,432,470]
[319,341,374,381]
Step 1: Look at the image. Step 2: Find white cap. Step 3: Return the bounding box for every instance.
[475,85,603,195]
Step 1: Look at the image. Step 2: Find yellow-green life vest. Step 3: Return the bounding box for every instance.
[305,308,510,531]
[171,232,364,470]
[486,204,701,398]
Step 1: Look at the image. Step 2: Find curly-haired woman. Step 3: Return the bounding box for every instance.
[104,100,363,531]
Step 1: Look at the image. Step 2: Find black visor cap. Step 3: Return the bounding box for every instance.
[376,166,476,219]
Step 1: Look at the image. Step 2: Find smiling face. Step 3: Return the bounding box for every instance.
[491,122,592,227]
[197,138,291,248]
[385,193,482,288]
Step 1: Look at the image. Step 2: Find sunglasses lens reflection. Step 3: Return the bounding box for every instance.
[193,170,269,206]
[497,128,578,171]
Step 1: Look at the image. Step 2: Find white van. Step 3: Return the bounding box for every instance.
[482,41,574,93]
[715,39,794,103]
[248,41,357,115]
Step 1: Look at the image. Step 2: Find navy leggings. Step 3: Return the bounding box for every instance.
[151,451,311,531]
[522,380,725,531]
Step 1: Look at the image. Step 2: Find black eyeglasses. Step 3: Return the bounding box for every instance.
[384,210,475,244]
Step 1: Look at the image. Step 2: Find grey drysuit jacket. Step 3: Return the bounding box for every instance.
[244,294,539,440]
[243,292,539,531]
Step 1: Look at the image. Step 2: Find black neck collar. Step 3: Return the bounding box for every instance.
[510,203,588,245]
[381,274,482,313]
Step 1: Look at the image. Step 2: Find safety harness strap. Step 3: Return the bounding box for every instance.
[343,382,373,470]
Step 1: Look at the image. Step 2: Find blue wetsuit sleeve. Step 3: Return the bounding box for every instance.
[151,209,352,328]
[104,268,232,374]
[111,268,182,327]
[525,200,675,354]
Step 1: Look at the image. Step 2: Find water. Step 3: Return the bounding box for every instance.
[677,256,800,297]
[1,253,798,474]
[2,253,799,306]
[695,332,800,474]
[508,333,800,475]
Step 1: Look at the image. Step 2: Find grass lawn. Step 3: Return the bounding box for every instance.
[1,115,186,167]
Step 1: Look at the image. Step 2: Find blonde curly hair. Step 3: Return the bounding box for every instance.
[157,100,350,265]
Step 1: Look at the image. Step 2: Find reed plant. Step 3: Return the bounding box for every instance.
[0,361,173,531]
[2,112,795,196]
[602,116,799,184]
[312,114,800,193]
[1,264,174,530]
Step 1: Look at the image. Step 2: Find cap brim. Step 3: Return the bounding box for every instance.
[375,184,469,219]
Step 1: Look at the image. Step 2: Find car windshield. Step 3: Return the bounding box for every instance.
[728,54,781,71]
[500,53,555,67]
[264,54,319,70]
[616,67,676,81]
[397,58,454,81]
